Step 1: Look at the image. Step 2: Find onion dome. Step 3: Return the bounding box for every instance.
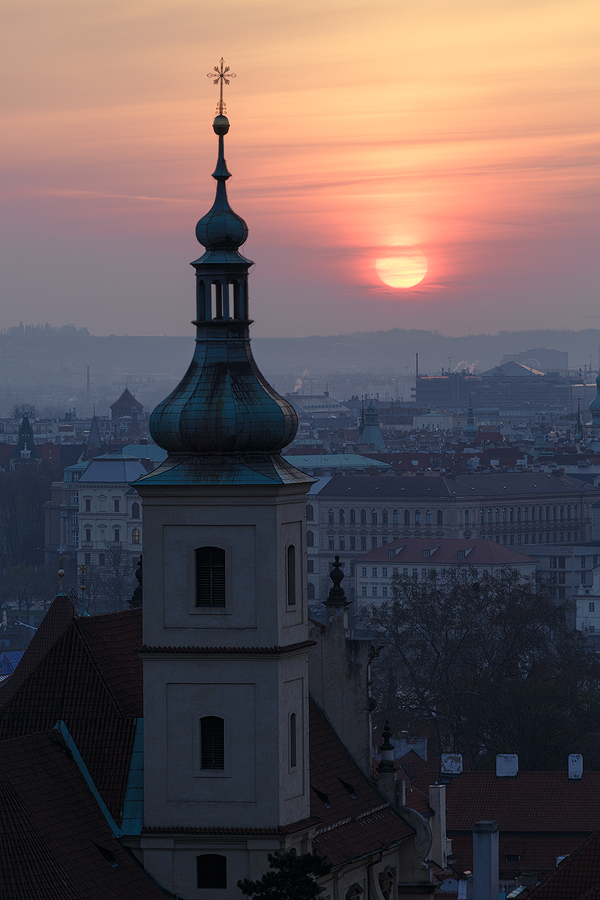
[195,115,249,253]
[145,108,309,485]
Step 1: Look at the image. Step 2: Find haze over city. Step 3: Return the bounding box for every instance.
[1,0,599,339]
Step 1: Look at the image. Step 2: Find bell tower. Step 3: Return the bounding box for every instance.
[135,62,315,898]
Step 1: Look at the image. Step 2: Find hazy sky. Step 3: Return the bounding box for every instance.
[1,0,599,338]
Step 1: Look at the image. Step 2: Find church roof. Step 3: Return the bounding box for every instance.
[0,601,142,825]
[310,702,414,866]
[110,387,143,413]
[0,729,166,899]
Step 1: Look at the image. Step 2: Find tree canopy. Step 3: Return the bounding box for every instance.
[362,567,600,770]
[238,851,331,900]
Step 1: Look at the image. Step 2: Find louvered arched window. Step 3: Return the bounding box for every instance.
[195,547,226,607]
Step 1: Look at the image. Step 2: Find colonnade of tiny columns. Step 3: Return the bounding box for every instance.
[196,277,249,321]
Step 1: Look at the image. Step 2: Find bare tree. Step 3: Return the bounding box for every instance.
[362,567,600,770]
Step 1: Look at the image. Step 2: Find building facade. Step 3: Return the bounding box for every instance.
[353,538,538,614]
[307,473,600,603]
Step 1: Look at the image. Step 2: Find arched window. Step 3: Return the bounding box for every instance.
[196,546,226,607]
[532,506,536,522]
[287,545,296,606]
[553,505,558,521]
[437,510,443,526]
[560,505,564,521]
[426,509,432,525]
[575,505,579,519]
[200,717,225,770]
[350,509,356,524]
[197,854,227,890]
[339,536,345,550]
[546,506,551,522]
[371,509,377,524]
[328,508,334,524]
[339,509,345,524]
[509,508,514,523]
[393,509,399,524]
[113,526,120,543]
[382,509,388,525]
[132,527,140,545]
[307,582,315,601]
[480,508,484,524]
[307,531,314,548]
[404,510,410,525]
[464,510,470,525]
[488,508,492,524]
[517,507,521,522]
[306,504,314,521]
[131,502,140,519]
[567,505,571,520]
[415,509,421,524]
[360,509,367,525]
[290,712,297,768]
[524,507,529,522]
[495,508,500,523]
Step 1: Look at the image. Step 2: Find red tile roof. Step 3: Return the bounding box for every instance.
[530,830,600,899]
[0,604,142,823]
[310,701,414,866]
[0,730,166,899]
[354,538,538,566]
[0,593,75,706]
[420,771,600,833]
[449,834,587,881]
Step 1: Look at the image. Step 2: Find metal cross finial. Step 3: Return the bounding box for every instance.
[207,57,236,116]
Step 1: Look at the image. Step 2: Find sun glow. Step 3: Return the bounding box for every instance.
[375,249,428,289]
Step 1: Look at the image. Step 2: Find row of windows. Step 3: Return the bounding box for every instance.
[83,527,140,544]
[465,505,580,525]
[488,531,579,545]
[312,504,584,527]
[323,507,444,526]
[82,498,140,516]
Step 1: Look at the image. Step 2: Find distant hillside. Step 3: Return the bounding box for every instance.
[0,325,598,412]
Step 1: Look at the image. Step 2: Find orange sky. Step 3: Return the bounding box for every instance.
[0,0,599,337]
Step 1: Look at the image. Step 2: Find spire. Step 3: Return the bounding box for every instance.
[575,400,582,443]
[462,397,478,441]
[143,64,312,487]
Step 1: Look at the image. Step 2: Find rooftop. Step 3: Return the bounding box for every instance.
[355,538,538,566]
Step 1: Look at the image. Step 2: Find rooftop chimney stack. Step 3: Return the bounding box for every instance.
[441,753,463,777]
[568,753,583,780]
[496,754,518,777]
[473,820,499,900]
[428,784,450,868]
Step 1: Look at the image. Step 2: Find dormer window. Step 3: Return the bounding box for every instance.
[457,550,466,559]
[422,550,430,558]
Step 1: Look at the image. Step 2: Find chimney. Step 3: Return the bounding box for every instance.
[496,754,518,777]
[473,820,499,900]
[428,784,449,868]
[441,753,463,776]
[568,754,583,780]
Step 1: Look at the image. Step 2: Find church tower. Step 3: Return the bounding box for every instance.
[135,65,315,897]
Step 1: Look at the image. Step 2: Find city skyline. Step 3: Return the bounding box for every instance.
[1,0,598,339]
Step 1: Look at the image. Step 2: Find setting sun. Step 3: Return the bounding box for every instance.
[375,250,428,289]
